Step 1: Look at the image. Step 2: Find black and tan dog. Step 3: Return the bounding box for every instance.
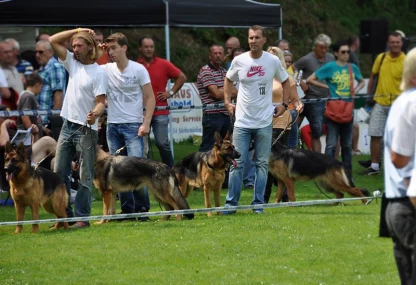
[4,142,68,233]
[93,147,194,223]
[268,142,369,203]
[173,132,240,216]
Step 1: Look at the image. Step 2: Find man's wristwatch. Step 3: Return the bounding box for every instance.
[169,90,175,97]
[282,103,289,110]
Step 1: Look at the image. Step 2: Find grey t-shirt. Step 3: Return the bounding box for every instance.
[17,91,40,130]
[293,52,335,99]
[348,51,360,66]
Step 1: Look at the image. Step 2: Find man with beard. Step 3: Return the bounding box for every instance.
[49,28,108,229]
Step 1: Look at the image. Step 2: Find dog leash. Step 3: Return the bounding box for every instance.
[271,110,300,147]
[35,122,89,170]
[115,135,139,155]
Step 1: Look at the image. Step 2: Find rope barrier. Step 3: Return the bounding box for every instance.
[0,196,377,227]
[0,94,389,117]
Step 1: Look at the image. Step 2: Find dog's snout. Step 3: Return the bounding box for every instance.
[234,150,241,158]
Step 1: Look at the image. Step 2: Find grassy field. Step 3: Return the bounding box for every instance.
[0,142,395,285]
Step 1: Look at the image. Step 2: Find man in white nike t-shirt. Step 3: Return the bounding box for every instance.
[100,33,155,221]
[223,25,291,214]
[50,28,108,228]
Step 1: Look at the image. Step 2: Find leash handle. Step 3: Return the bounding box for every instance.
[115,135,139,154]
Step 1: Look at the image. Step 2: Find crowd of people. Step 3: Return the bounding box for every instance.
[0,25,415,283]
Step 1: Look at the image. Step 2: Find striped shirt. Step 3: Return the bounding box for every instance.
[37,57,67,124]
[196,63,228,114]
[16,59,33,77]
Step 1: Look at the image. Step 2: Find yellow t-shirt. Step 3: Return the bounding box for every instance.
[372,52,405,106]
[287,65,294,75]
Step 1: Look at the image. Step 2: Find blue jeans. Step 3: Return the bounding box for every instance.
[225,124,272,207]
[325,119,353,173]
[243,149,255,187]
[287,109,299,148]
[150,115,174,167]
[54,119,98,220]
[199,113,233,152]
[303,101,326,139]
[107,123,150,213]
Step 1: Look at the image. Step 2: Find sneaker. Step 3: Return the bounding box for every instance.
[358,160,371,168]
[253,209,265,214]
[138,216,150,222]
[352,150,362,155]
[71,221,90,229]
[359,167,380,176]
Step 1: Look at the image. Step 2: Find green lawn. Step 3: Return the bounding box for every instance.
[0,142,395,285]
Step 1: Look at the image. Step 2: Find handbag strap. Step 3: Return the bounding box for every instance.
[347,63,354,98]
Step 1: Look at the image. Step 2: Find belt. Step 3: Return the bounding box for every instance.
[387,197,409,202]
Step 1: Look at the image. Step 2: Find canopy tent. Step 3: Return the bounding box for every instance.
[0,0,281,28]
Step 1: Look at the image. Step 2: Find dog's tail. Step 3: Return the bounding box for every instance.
[173,185,194,219]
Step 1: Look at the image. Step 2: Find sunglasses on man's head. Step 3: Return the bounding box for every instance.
[339,50,351,54]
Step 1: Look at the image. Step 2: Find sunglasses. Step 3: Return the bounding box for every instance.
[35,50,45,54]
[339,50,351,54]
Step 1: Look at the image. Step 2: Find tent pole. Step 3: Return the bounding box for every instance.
[164,0,175,159]
[278,7,282,39]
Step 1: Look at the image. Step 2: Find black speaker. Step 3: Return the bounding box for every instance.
[360,19,389,54]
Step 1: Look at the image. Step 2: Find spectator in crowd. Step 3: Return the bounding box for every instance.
[197,44,237,152]
[225,37,241,69]
[264,46,303,203]
[94,30,104,45]
[36,33,50,43]
[35,40,67,126]
[387,47,416,285]
[283,50,293,74]
[137,35,187,167]
[5,38,34,80]
[0,68,10,103]
[50,28,108,229]
[292,34,335,153]
[347,35,360,66]
[0,41,24,95]
[100,32,155,221]
[307,40,364,180]
[274,39,290,51]
[360,31,405,175]
[223,25,290,214]
[16,73,43,141]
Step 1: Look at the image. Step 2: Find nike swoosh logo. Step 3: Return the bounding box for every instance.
[246,71,261,77]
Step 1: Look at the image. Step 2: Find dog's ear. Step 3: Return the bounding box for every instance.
[214,132,223,147]
[223,131,231,141]
[16,142,26,160]
[5,141,13,153]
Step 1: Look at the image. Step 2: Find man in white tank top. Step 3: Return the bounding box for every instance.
[50,28,108,228]
[100,33,155,220]
[223,26,291,214]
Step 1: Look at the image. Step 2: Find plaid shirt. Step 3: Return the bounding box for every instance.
[37,57,66,124]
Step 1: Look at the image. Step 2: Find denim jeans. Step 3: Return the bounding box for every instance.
[225,124,272,207]
[325,118,353,173]
[150,115,174,167]
[107,123,150,213]
[287,109,299,148]
[54,119,98,220]
[303,101,326,138]
[243,149,255,187]
[199,113,233,152]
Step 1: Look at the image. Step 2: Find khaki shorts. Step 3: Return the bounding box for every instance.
[368,103,390,137]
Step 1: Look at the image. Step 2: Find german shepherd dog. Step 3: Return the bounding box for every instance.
[93,147,194,223]
[268,142,369,203]
[173,132,241,216]
[4,142,69,233]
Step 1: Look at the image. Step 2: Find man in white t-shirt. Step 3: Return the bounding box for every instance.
[50,28,108,229]
[100,33,155,221]
[388,48,416,285]
[0,68,11,106]
[223,26,291,214]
